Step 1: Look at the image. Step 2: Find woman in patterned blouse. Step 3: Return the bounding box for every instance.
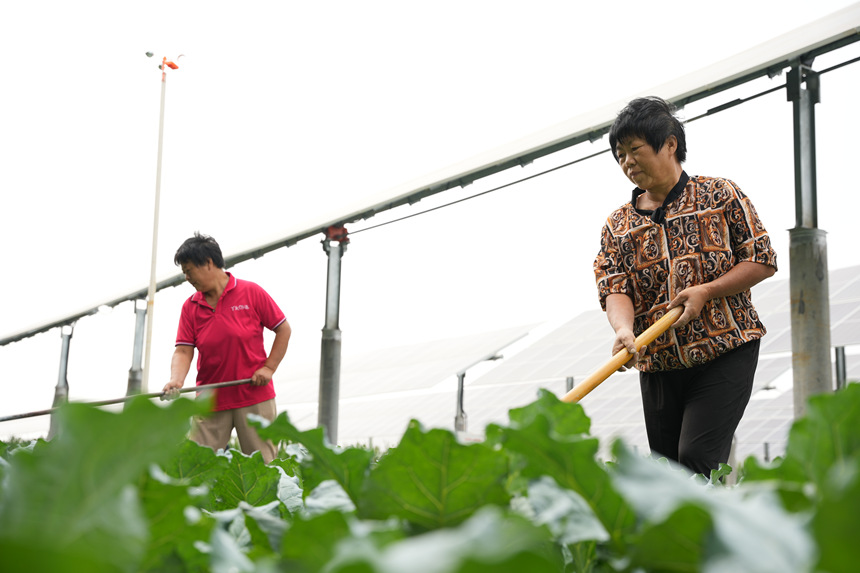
[594,96,778,476]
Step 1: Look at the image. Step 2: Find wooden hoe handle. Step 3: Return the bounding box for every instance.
[561,306,684,404]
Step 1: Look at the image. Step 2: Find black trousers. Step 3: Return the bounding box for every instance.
[639,339,759,476]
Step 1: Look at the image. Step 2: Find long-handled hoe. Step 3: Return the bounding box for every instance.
[561,306,683,404]
[0,379,252,423]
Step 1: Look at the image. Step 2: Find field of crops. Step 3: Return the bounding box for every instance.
[1,384,858,572]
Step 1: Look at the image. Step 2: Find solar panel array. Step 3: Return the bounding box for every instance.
[273,324,535,446]
[276,264,860,463]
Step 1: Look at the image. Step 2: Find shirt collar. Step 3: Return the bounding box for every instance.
[630,171,690,224]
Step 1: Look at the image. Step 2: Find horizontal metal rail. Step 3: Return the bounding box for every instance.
[0,379,252,423]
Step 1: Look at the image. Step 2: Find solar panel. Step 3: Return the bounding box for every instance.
[274,324,534,406]
[752,355,792,392]
[832,314,860,348]
[469,311,614,386]
[736,386,795,461]
[759,330,792,354]
[829,265,860,299]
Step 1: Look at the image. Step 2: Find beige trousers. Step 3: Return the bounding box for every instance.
[189,398,278,463]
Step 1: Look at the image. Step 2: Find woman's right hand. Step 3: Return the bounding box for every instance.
[161,380,183,401]
[612,327,639,371]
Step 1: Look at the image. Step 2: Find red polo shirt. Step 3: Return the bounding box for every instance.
[175,273,286,411]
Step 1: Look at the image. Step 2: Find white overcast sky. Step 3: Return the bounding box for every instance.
[2,0,859,434]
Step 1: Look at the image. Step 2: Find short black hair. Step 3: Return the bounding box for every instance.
[174,232,224,268]
[608,96,687,164]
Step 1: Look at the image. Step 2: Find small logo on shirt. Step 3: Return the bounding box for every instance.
[231,305,250,311]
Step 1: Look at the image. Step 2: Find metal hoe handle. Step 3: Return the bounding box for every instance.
[561,306,684,404]
[0,379,253,423]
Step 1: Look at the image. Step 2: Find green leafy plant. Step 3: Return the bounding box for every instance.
[0,385,857,572]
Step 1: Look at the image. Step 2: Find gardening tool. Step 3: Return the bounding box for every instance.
[0,378,252,423]
[561,306,684,404]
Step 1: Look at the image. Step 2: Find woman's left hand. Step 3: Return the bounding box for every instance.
[668,284,711,329]
[251,366,275,386]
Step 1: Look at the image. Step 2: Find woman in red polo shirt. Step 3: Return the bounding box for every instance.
[163,232,291,463]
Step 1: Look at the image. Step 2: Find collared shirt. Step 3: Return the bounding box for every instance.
[593,174,778,371]
[176,273,286,410]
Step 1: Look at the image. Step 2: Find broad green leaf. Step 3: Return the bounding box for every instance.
[486,390,634,548]
[277,470,305,515]
[210,450,283,511]
[280,510,355,572]
[325,506,561,573]
[708,463,733,485]
[741,455,810,512]
[161,440,291,515]
[0,538,124,573]
[280,509,406,572]
[514,475,609,545]
[454,554,562,573]
[270,450,303,480]
[208,527,256,573]
[359,420,510,529]
[241,500,289,557]
[629,502,711,572]
[812,456,860,573]
[743,383,860,511]
[252,411,374,505]
[787,384,860,486]
[161,438,231,486]
[565,541,600,573]
[305,479,357,516]
[208,500,287,561]
[0,438,39,460]
[611,441,814,573]
[507,389,592,437]
[0,396,206,573]
[137,466,214,573]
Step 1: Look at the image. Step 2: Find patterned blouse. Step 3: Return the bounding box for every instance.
[593,173,778,372]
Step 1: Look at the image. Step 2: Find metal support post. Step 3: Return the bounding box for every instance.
[789,228,832,417]
[835,346,846,390]
[566,376,574,392]
[127,299,147,398]
[454,372,467,432]
[48,324,74,440]
[787,61,832,418]
[319,225,348,444]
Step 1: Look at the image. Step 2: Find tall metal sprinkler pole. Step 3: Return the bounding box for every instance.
[141,52,180,393]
